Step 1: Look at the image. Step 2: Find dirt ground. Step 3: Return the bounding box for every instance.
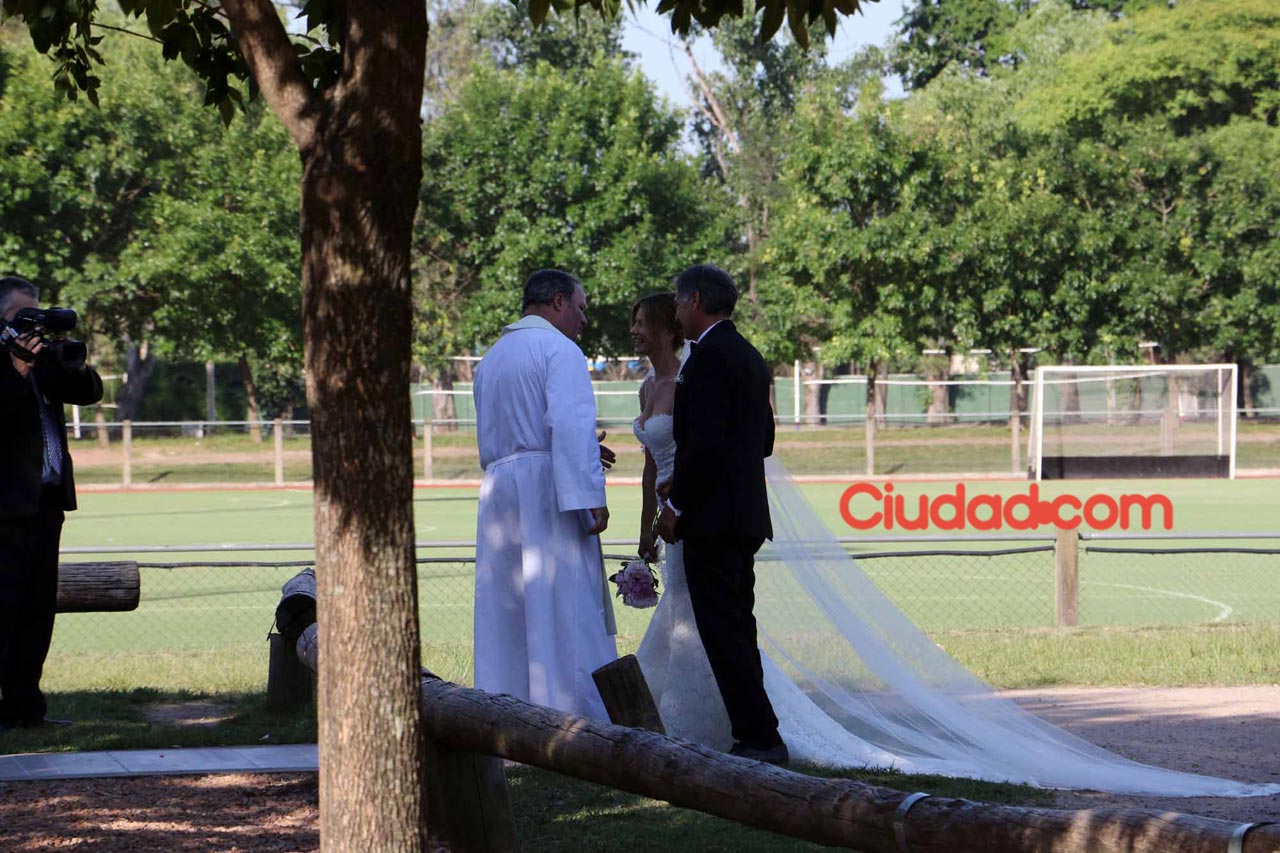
[1,686,1276,851]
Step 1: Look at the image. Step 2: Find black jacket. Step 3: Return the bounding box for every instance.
[670,320,775,541]
[0,350,103,519]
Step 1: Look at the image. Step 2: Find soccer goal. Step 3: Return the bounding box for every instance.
[1028,364,1237,480]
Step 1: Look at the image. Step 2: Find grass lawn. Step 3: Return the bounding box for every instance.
[6,476,1276,846]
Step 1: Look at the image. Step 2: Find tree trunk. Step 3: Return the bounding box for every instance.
[1060,360,1080,425]
[114,341,156,422]
[299,8,429,852]
[802,361,823,425]
[1010,356,1024,475]
[874,363,888,429]
[433,368,457,434]
[922,355,949,425]
[865,367,877,477]
[239,354,264,443]
[1240,360,1255,418]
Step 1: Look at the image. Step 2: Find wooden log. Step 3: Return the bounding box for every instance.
[265,632,314,712]
[424,741,517,853]
[418,676,1280,853]
[591,654,665,734]
[55,561,140,613]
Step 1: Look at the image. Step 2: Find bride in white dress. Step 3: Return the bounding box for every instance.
[626,292,1280,797]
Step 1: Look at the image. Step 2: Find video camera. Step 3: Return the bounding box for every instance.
[0,307,87,367]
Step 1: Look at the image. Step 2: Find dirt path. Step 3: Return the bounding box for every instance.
[1009,685,1280,823]
[1,686,1276,850]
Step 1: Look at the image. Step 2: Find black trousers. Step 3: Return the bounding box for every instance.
[682,536,781,750]
[0,489,64,725]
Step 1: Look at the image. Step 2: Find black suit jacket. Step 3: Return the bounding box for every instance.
[670,320,775,541]
[0,350,103,520]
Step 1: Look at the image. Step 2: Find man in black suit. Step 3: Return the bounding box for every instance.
[655,264,786,765]
[0,275,102,729]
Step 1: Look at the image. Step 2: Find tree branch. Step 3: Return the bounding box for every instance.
[94,23,165,44]
[220,0,321,152]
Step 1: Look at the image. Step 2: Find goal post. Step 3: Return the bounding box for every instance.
[1028,364,1237,480]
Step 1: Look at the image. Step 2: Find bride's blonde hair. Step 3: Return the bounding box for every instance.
[631,292,684,351]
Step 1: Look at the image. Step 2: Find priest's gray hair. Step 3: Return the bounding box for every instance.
[521,269,582,312]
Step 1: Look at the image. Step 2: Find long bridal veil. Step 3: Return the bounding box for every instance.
[754,458,1279,796]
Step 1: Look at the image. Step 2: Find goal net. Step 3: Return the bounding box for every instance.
[1028,364,1237,480]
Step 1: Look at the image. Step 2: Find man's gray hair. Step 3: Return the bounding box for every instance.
[674,264,737,317]
[0,276,39,318]
[522,269,581,312]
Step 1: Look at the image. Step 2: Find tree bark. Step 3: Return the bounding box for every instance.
[432,368,457,433]
[55,562,140,613]
[802,361,823,425]
[1010,356,1024,475]
[114,341,156,422]
[217,0,430,847]
[922,355,950,424]
[418,677,1280,853]
[865,366,877,477]
[300,28,430,853]
[238,354,264,443]
[1240,360,1254,418]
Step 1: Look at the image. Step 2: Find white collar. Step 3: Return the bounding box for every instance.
[695,319,726,345]
[503,314,560,335]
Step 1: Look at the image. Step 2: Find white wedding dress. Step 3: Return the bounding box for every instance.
[633,412,972,771]
[632,409,1280,796]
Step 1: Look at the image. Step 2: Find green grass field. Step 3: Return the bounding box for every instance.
[43,475,1280,700]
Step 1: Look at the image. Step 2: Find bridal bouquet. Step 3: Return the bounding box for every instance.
[609,559,660,608]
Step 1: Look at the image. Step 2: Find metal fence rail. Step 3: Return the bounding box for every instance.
[51,534,1280,672]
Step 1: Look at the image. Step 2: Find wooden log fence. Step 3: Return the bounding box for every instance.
[418,674,1280,853]
[55,561,140,613]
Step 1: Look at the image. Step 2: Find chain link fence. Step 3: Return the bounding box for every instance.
[48,534,1280,691]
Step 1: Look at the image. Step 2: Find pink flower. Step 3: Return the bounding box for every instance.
[610,559,660,609]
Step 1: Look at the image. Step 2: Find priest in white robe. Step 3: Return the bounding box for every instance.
[473,269,617,719]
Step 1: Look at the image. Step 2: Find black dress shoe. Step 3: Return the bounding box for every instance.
[729,741,789,767]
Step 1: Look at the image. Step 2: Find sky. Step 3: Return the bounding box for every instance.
[618,0,907,110]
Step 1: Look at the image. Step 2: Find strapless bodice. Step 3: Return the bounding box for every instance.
[633,413,676,485]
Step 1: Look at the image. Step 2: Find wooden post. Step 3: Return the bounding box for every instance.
[266,632,313,712]
[1055,529,1079,628]
[592,654,665,733]
[423,413,433,481]
[273,417,285,485]
[122,420,132,488]
[56,562,140,613]
[419,677,1280,852]
[424,742,517,853]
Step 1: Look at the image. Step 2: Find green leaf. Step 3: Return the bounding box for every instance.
[759,0,785,43]
[529,0,551,27]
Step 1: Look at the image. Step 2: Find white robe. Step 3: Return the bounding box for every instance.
[472,315,617,719]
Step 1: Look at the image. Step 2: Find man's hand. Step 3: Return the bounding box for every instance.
[656,479,671,500]
[656,505,679,543]
[8,332,42,378]
[598,431,616,471]
[587,506,610,535]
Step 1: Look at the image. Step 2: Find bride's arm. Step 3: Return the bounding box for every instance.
[638,380,659,562]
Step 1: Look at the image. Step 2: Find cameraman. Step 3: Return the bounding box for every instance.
[0,275,101,729]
